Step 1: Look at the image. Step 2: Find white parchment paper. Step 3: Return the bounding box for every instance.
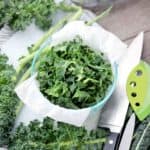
[15,21,127,129]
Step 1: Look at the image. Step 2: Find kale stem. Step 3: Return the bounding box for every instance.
[18,46,52,83]
[16,16,69,75]
[69,6,83,21]
[16,46,50,75]
[18,68,31,84]
[15,101,24,117]
[25,138,106,148]
[86,6,112,26]
[46,138,106,147]
[57,3,80,12]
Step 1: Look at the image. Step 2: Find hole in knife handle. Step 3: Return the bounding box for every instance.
[136,70,143,76]
[131,92,137,97]
[135,102,140,107]
[130,81,136,87]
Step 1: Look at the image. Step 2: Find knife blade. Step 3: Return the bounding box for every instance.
[100,32,144,150]
[119,113,136,150]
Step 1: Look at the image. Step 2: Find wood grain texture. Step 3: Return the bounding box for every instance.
[97,0,150,62]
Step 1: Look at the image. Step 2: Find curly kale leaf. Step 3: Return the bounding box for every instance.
[37,37,113,109]
[131,116,150,150]
[8,117,108,150]
[0,0,57,31]
[0,54,19,146]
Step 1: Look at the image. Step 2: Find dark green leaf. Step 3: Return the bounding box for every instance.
[131,116,150,150]
[37,36,113,109]
[0,54,19,146]
[8,117,108,150]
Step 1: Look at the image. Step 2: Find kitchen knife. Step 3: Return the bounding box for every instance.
[119,113,136,150]
[100,32,144,150]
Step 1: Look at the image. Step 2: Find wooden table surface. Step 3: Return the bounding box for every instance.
[97,0,150,63]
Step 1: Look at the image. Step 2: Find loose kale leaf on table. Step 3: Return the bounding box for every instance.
[37,37,113,109]
[0,0,57,31]
[0,0,81,31]
[8,117,108,150]
[0,54,19,146]
[131,116,150,150]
